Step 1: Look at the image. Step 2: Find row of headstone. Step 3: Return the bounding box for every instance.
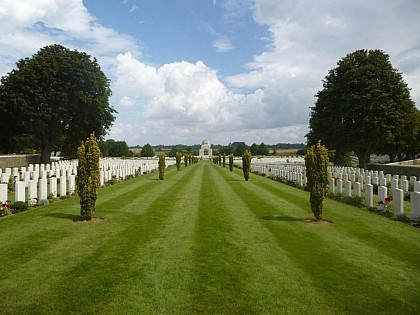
[0,157,176,205]
[247,158,420,222]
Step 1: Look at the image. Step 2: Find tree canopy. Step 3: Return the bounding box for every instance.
[307,49,418,168]
[140,143,155,157]
[0,44,116,162]
[99,139,132,157]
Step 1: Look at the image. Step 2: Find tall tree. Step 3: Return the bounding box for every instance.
[258,142,269,156]
[242,150,252,181]
[307,49,417,168]
[0,44,115,162]
[140,143,155,157]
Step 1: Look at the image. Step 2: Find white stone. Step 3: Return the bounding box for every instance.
[337,179,343,194]
[378,186,387,203]
[60,176,67,197]
[39,178,47,201]
[28,180,37,200]
[410,192,420,222]
[345,180,352,197]
[414,181,420,192]
[0,184,7,203]
[49,177,57,198]
[329,178,335,193]
[354,182,361,197]
[391,178,399,190]
[15,181,26,202]
[68,175,75,194]
[392,188,404,217]
[401,179,409,192]
[365,184,373,208]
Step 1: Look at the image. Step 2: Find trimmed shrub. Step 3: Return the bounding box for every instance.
[305,141,329,221]
[158,153,165,180]
[229,153,234,171]
[242,150,252,181]
[11,201,28,213]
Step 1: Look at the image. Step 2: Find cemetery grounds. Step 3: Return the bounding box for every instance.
[0,160,419,314]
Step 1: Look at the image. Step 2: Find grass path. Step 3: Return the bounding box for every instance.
[0,161,419,314]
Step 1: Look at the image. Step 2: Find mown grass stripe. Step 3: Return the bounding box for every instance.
[209,163,336,314]
[189,162,253,314]
[214,164,420,314]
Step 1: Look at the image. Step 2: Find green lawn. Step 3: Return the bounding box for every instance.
[0,161,419,314]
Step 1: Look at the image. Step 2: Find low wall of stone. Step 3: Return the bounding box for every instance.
[0,155,40,168]
[367,163,420,178]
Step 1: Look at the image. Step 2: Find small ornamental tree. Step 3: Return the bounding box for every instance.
[189,154,192,165]
[218,154,222,166]
[223,153,226,168]
[304,141,329,221]
[184,154,188,167]
[175,151,182,171]
[158,153,165,180]
[229,153,234,171]
[242,150,252,181]
[76,133,100,220]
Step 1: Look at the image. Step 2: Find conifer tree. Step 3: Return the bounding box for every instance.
[304,141,329,221]
[184,154,188,167]
[158,153,165,180]
[175,151,182,171]
[229,153,234,171]
[242,150,252,181]
[76,133,100,220]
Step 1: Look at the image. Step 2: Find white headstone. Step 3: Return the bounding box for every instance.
[0,184,7,203]
[410,191,420,222]
[345,180,352,197]
[392,188,404,217]
[28,180,37,200]
[39,178,48,201]
[378,186,387,203]
[354,182,361,197]
[15,181,26,202]
[49,177,57,198]
[329,178,335,193]
[365,184,373,208]
[60,176,67,197]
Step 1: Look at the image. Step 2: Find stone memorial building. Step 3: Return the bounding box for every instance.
[199,139,212,158]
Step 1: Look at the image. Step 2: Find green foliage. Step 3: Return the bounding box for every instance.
[10,201,28,213]
[218,154,222,166]
[305,141,329,220]
[242,150,252,181]
[189,154,192,165]
[229,153,234,171]
[76,133,100,220]
[222,153,226,168]
[307,49,418,168]
[169,146,182,158]
[158,153,165,180]
[176,151,182,171]
[0,44,115,162]
[184,154,188,167]
[140,143,155,157]
[99,139,132,157]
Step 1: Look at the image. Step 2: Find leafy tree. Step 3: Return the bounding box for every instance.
[140,143,155,157]
[307,49,417,168]
[222,153,226,168]
[258,143,269,156]
[305,141,329,221]
[242,150,252,181]
[250,143,259,156]
[158,153,165,180]
[76,133,100,220]
[0,44,115,163]
[169,146,182,158]
[233,142,249,157]
[175,151,182,171]
[184,154,188,167]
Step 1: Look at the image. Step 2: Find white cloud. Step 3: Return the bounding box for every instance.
[212,36,235,53]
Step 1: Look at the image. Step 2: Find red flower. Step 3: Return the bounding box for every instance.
[378,200,384,205]
[385,196,393,202]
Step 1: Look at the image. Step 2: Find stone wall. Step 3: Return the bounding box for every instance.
[367,163,420,178]
[0,155,40,168]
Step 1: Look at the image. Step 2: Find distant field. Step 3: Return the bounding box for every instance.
[0,161,418,314]
[270,148,301,155]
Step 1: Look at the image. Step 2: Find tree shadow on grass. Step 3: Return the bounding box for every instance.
[44,213,80,221]
[260,215,303,222]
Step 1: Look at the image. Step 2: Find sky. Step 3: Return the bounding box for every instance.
[0,0,419,146]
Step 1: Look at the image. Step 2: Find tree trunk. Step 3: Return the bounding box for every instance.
[40,146,52,164]
[357,151,369,169]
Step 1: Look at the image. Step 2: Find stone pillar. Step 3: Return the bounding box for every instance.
[410,191,420,222]
[365,184,373,208]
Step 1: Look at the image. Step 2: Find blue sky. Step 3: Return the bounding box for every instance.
[0,0,419,146]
